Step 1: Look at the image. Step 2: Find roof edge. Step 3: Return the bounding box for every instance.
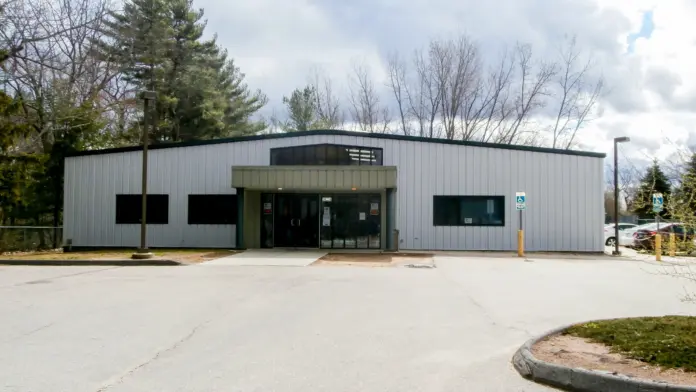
[65,129,607,158]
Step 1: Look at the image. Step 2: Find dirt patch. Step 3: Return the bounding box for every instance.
[533,334,696,386]
[0,249,240,264]
[314,252,433,267]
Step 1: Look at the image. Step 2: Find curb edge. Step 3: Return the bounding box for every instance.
[512,319,696,392]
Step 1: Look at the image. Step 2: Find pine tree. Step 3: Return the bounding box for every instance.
[282,86,318,132]
[97,0,266,142]
[633,159,672,219]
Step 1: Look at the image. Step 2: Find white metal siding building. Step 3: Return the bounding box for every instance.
[63,130,606,252]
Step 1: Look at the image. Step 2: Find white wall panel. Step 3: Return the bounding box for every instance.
[64,133,605,251]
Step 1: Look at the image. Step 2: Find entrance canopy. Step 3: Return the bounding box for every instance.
[231,166,397,190]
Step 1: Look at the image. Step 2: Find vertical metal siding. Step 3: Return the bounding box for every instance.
[64,134,605,251]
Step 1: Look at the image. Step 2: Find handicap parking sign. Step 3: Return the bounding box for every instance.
[516,192,526,210]
[652,193,663,212]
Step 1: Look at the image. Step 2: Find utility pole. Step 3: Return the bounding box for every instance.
[612,136,630,256]
[132,91,157,260]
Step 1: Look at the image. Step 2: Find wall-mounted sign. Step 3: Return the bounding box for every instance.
[370,202,379,215]
[263,202,272,214]
[322,214,331,226]
[359,212,366,221]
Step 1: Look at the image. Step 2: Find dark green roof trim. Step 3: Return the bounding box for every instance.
[65,129,606,158]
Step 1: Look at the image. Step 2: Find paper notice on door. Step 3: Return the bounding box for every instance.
[322,214,330,226]
[359,212,366,220]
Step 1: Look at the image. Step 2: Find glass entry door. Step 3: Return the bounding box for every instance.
[320,194,381,249]
[273,193,319,248]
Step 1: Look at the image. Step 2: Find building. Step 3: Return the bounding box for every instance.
[63,129,606,252]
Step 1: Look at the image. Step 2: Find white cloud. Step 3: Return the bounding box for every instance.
[192,0,696,167]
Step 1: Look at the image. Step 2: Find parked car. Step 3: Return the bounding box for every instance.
[633,223,696,250]
[620,222,659,247]
[604,223,638,247]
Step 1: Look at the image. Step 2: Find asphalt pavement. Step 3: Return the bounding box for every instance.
[0,254,692,392]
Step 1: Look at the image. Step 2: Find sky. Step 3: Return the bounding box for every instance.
[193,0,695,174]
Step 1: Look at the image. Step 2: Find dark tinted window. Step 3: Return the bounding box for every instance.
[270,144,383,166]
[188,195,238,225]
[433,196,505,226]
[116,194,169,224]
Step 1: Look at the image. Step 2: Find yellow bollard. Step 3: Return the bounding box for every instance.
[655,234,662,262]
[669,233,676,257]
[518,230,525,257]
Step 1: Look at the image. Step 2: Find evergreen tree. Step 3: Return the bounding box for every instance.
[0,92,36,225]
[282,86,318,132]
[633,159,672,219]
[97,0,266,143]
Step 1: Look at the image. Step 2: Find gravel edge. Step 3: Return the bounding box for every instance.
[511,320,696,392]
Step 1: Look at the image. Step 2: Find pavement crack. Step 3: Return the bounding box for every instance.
[3,322,56,343]
[438,271,532,337]
[96,321,208,391]
[12,267,121,287]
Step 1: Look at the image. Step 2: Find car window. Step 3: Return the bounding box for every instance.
[619,224,635,230]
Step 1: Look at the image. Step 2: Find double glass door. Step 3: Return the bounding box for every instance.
[259,193,381,249]
[272,194,319,248]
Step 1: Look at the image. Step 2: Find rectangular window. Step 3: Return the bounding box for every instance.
[433,196,505,226]
[270,144,383,166]
[188,194,238,225]
[116,194,169,224]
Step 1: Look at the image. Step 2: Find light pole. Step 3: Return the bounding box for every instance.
[612,136,630,256]
[132,90,157,260]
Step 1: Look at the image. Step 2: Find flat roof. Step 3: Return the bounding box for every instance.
[66,129,606,158]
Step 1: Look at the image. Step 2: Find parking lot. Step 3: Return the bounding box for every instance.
[1,255,693,392]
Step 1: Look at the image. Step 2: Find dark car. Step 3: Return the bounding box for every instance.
[633,223,696,250]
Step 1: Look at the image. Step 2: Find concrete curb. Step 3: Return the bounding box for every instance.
[0,259,182,266]
[512,320,696,392]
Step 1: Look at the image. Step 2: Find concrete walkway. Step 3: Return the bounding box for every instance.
[203,249,327,267]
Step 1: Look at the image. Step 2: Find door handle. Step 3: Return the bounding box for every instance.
[290,218,296,227]
[297,219,301,227]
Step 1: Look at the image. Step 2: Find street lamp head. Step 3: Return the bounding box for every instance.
[614,136,630,143]
[139,90,157,101]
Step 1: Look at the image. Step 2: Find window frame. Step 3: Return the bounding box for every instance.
[270,143,384,166]
[432,195,506,227]
[115,194,169,224]
[187,194,238,225]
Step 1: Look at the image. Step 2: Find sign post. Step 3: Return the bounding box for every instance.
[652,193,664,262]
[516,192,526,257]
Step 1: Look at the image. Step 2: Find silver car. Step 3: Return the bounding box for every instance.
[604,223,638,247]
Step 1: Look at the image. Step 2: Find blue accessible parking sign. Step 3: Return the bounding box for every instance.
[516,192,526,210]
[652,193,663,213]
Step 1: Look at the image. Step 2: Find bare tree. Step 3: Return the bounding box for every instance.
[605,162,638,212]
[308,67,344,129]
[386,51,411,135]
[0,0,119,150]
[411,48,442,138]
[429,35,480,140]
[347,60,390,133]
[550,36,604,149]
[495,43,557,145]
[477,48,515,143]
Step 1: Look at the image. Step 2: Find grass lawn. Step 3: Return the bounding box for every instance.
[565,316,696,372]
[0,249,239,263]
